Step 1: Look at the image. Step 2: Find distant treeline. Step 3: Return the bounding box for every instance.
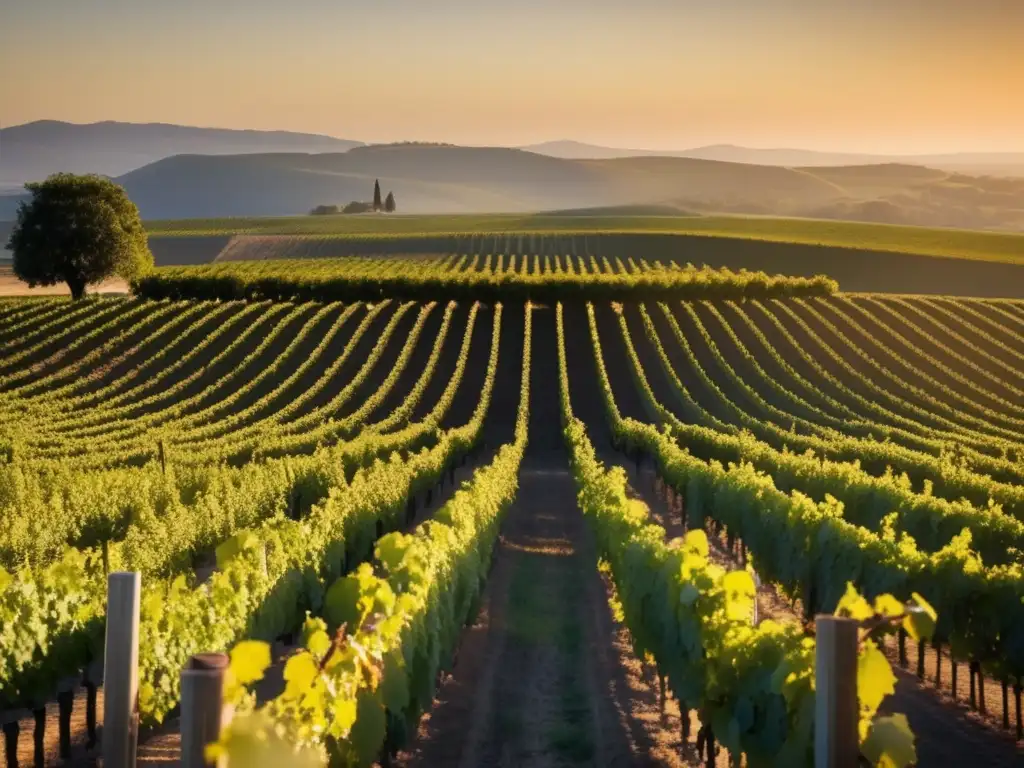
[310,179,396,215]
[133,255,838,303]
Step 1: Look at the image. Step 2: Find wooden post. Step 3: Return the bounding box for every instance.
[57,678,77,759]
[1014,681,1022,741]
[814,616,859,768]
[2,717,19,768]
[57,692,74,757]
[181,653,231,768]
[102,571,141,768]
[32,708,44,767]
[977,663,987,715]
[85,658,103,749]
[704,726,716,768]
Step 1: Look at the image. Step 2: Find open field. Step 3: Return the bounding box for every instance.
[1,252,1023,766]
[140,234,1024,298]
[6,214,1024,297]
[145,212,1024,266]
[0,264,129,296]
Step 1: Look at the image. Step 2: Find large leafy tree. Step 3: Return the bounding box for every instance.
[6,174,153,299]
[384,191,396,213]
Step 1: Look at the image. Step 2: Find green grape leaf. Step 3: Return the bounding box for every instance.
[142,589,166,624]
[306,629,332,660]
[835,582,872,621]
[902,593,937,642]
[872,594,904,619]
[207,710,321,768]
[857,641,896,717]
[215,531,260,569]
[283,652,319,700]
[0,567,12,593]
[380,648,410,713]
[348,688,387,766]
[683,529,709,558]
[861,714,917,768]
[324,566,376,632]
[722,570,756,622]
[375,533,413,573]
[301,615,328,646]
[230,641,272,686]
[326,696,359,741]
[138,681,156,715]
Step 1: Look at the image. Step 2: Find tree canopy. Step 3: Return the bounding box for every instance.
[384,191,396,212]
[309,204,340,215]
[7,174,153,299]
[373,179,382,212]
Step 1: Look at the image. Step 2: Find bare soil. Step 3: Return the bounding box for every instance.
[395,305,690,766]
[394,464,690,768]
[0,267,128,297]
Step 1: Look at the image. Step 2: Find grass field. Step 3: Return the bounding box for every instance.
[144,212,1024,266]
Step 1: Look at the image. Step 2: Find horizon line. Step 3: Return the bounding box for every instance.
[4,118,1024,159]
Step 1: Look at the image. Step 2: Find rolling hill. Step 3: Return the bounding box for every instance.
[0,120,364,187]
[523,141,1024,177]
[0,146,844,220]
[2,141,1023,231]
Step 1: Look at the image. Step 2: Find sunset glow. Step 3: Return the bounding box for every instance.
[3,0,1022,153]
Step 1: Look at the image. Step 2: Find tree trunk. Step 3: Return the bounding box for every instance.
[67,276,87,300]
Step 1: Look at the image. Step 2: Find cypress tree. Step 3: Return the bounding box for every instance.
[384,191,396,212]
[373,179,382,211]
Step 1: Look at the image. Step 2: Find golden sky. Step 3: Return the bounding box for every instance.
[2,0,1022,153]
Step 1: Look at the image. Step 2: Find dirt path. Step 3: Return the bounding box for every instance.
[395,461,690,768]
[878,640,1024,767]
[396,304,689,765]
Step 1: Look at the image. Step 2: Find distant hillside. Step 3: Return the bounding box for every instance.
[2,145,1023,232]
[523,141,1024,177]
[0,146,839,220]
[535,204,696,217]
[0,120,364,187]
[523,141,884,167]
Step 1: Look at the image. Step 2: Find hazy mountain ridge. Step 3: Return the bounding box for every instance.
[2,122,1023,231]
[522,140,1024,177]
[0,147,854,219]
[0,120,364,187]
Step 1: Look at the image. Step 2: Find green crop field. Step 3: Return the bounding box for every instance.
[2,252,1024,766]
[145,212,1024,267]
